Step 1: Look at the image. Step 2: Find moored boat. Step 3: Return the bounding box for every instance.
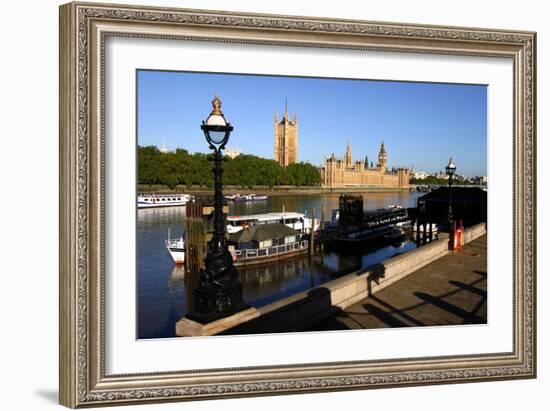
[165,229,185,264]
[138,193,194,209]
[226,193,268,202]
[226,211,318,234]
[164,212,318,266]
[227,223,309,267]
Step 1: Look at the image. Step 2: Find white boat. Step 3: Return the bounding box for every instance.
[229,193,268,202]
[165,228,185,264]
[226,211,318,234]
[138,193,194,209]
[164,212,318,265]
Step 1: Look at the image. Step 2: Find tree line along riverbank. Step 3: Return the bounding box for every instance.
[137,145,478,192]
[137,184,413,196]
[138,146,321,189]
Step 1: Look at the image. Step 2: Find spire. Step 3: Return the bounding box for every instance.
[345,141,352,168]
[285,95,288,118]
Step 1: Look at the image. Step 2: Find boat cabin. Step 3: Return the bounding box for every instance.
[227,223,303,250]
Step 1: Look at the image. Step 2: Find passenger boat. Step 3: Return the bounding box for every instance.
[226,211,318,234]
[225,193,268,202]
[334,205,412,248]
[138,193,194,209]
[227,223,309,267]
[165,228,185,264]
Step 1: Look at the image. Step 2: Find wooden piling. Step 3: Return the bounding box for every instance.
[185,202,206,274]
[309,207,316,255]
[320,206,325,253]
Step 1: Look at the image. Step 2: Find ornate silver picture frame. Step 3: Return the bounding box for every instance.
[59,1,536,408]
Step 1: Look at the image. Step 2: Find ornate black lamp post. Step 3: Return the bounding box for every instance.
[445,157,456,231]
[186,96,248,324]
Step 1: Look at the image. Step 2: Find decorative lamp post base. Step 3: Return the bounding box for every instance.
[187,274,249,325]
[186,244,249,324]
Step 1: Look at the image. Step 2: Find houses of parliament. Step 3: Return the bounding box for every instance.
[321,142,410,189]
[273,105,410,189]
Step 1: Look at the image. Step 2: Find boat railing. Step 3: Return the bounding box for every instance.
[138,193,194,199]
[233,240,308,260]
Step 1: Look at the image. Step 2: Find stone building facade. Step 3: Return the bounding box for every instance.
[225,147,241,159]
[321,142,410,189]
[274,107,298,167]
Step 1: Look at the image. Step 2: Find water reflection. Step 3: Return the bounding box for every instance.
[137,192,422,339]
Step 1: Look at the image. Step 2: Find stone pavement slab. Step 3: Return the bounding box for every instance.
[309,235,487,330]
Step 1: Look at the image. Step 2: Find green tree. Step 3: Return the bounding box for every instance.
[137,146,322,188]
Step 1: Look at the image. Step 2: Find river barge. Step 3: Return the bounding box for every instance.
[227,223,308,267]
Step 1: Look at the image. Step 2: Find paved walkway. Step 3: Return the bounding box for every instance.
[309,235,487,330]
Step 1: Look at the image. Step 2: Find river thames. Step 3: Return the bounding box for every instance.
[137,191,423,339]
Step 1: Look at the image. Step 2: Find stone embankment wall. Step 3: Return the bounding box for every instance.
[230,223,487,335]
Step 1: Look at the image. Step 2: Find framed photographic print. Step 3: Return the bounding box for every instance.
[59,1,536,408]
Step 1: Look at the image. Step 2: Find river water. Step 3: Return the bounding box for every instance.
[137,191,423,339]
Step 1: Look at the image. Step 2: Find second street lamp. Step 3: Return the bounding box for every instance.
[445,157,456,231]
[186,96,248,324]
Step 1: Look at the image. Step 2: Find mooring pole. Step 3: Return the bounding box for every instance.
[309,207,316,255]
[320,206,325,252]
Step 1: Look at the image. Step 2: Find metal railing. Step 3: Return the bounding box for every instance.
[233,240,308,260]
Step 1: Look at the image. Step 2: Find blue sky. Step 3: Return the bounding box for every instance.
[137,70,487,177]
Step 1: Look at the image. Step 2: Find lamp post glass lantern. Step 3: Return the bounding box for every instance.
[186,96,248,324]
[446,157,456,230]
